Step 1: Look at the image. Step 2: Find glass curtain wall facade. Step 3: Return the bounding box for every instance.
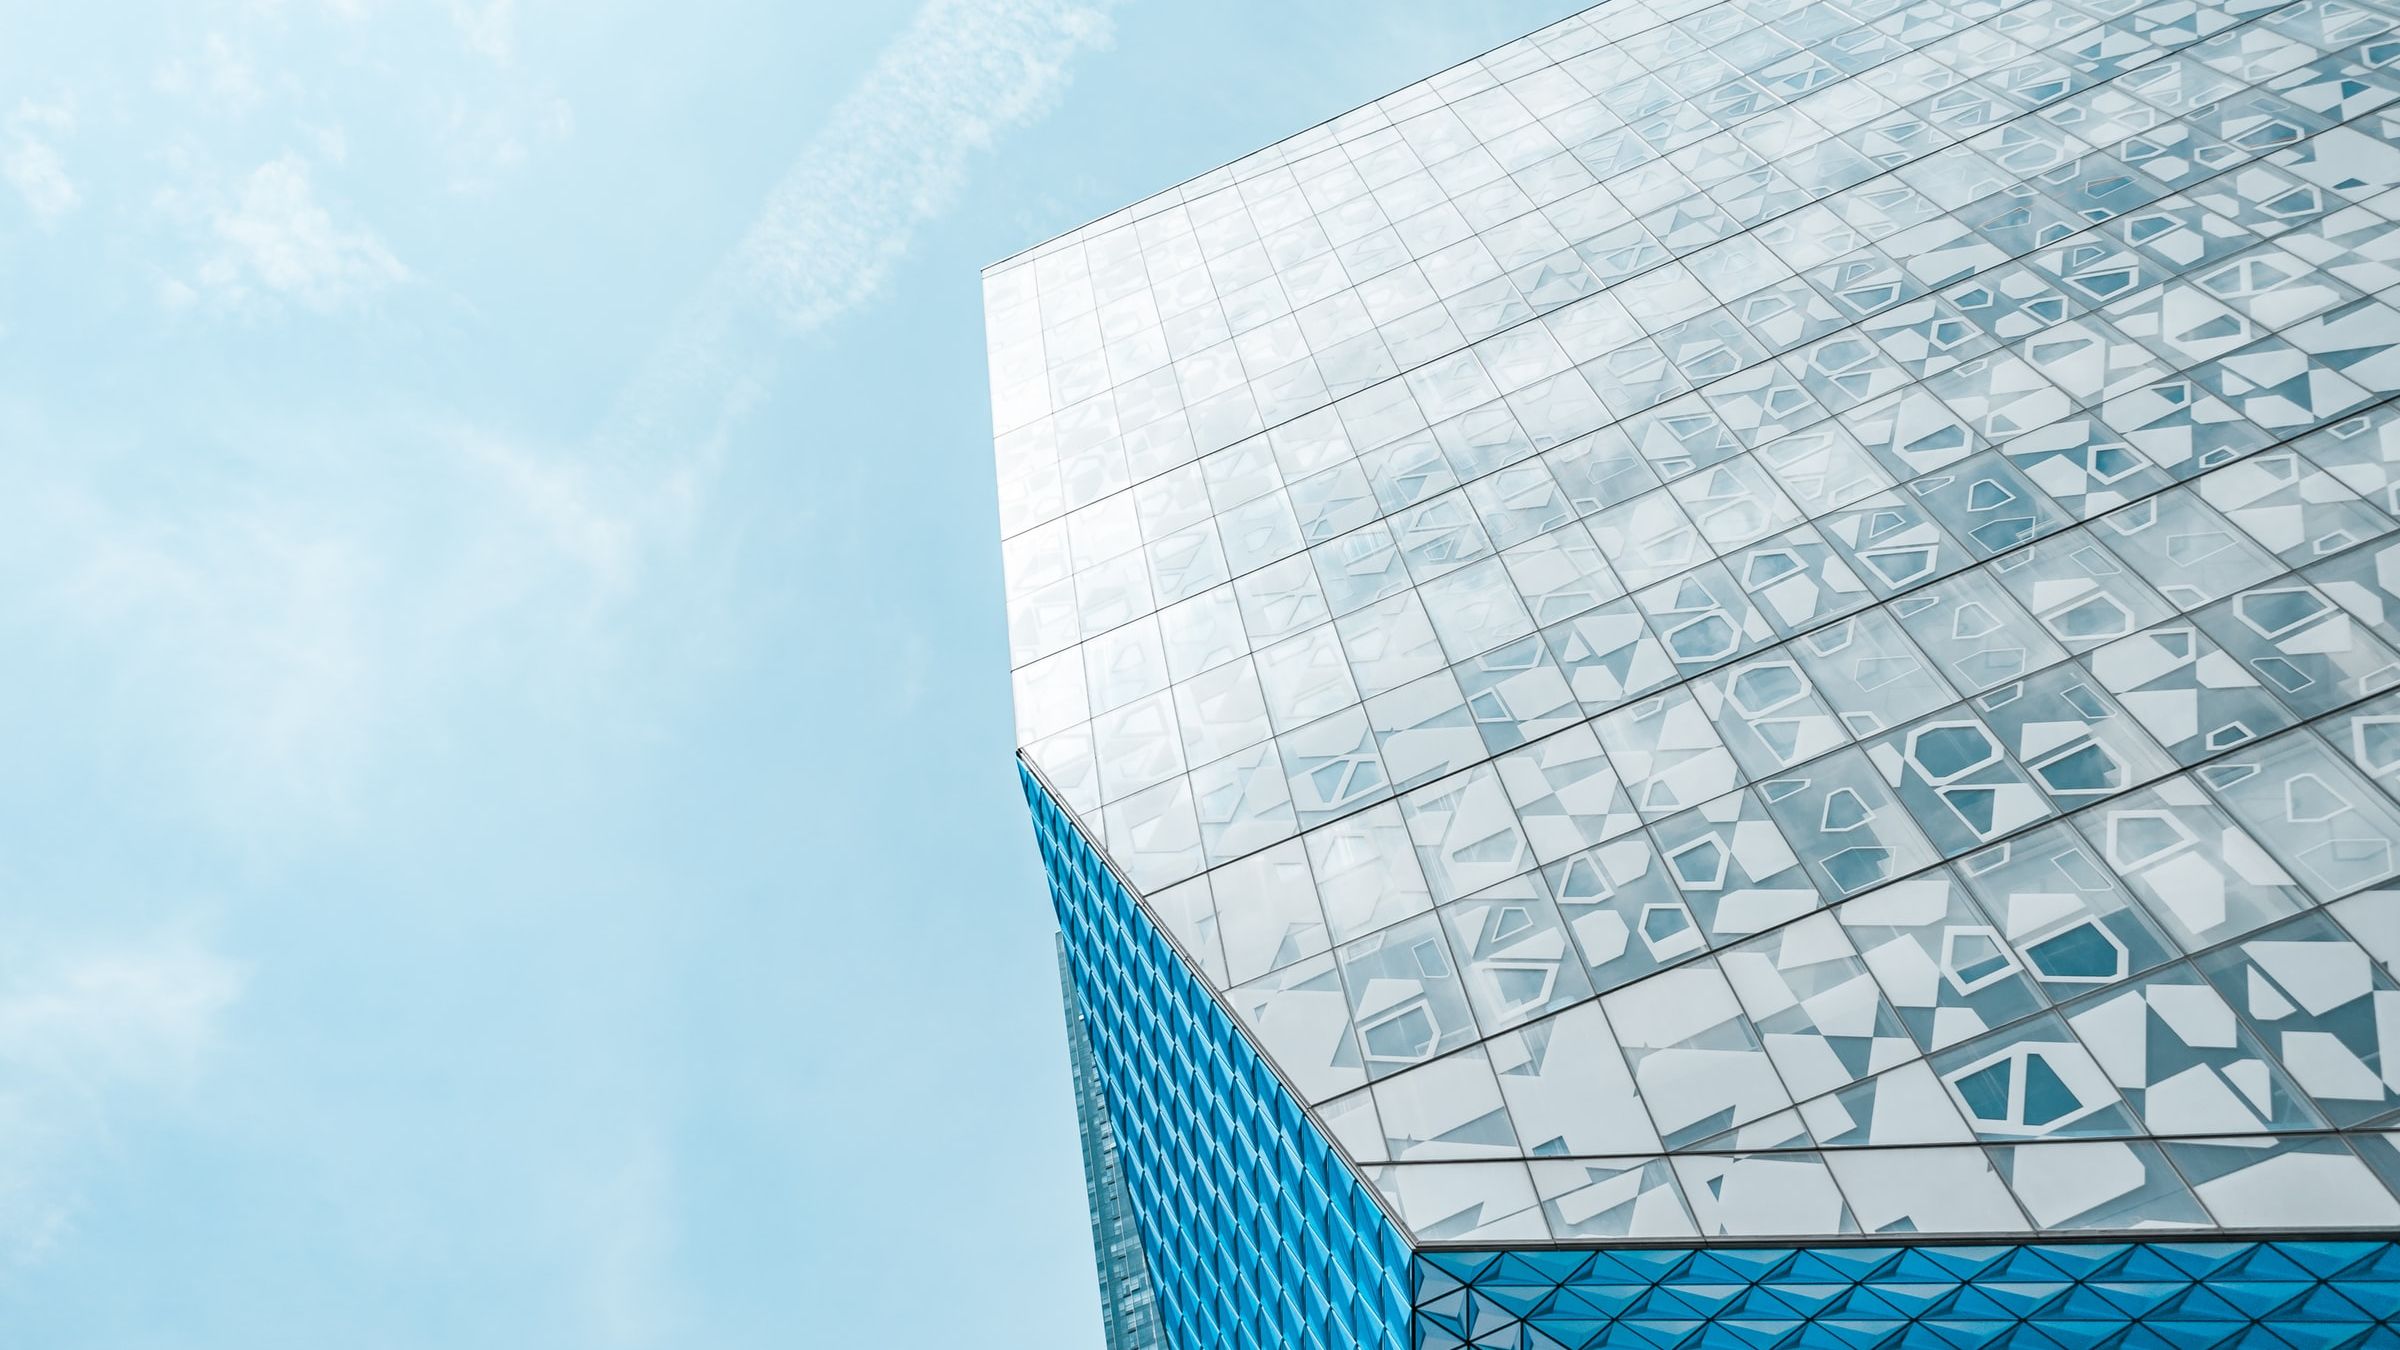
[992,0,2400,1343]
[1059,936,1171,1350]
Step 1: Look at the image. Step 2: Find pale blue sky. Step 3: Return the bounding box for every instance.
[0,3,1567,1346]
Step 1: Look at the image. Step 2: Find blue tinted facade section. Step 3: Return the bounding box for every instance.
[1416,1240,2400,1348]
[1027,735,2400,1350]
[1057,936,1171,1350]
[1025,759,1414,1350]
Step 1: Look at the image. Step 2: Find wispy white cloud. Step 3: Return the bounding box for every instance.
[3,100,79,226]
[231,0,376,19]
[0,0,1126,1317]
[178,153,408,311]
[608,0,1120,456]
[3,410,677,836]
[0,936,242,1087]
[449,0,517,63]
[0,929,244,1264]
[17,0,1123,859]
[24,441,382,828]
[739,0,1118,330]
[562,5,1117,1320]
[436,89,573,193]
[563,1130,681,1348]
[153,33,266,114]
[51,0,1117,838]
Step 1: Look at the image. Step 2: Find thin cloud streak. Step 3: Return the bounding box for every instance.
[604,0,1119,463]
[0,0,1125,1327]
[6,0,1122,840]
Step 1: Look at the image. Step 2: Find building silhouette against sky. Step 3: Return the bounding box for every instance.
[988,0,2400,1343]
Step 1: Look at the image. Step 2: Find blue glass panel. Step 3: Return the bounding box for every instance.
[1412,1240,2400,1349]
[1026,761,1413,1350]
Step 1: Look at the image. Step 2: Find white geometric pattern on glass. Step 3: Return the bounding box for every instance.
[991,0,2400,1242]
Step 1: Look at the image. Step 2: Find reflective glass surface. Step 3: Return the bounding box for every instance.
[996,0,2400,1247]
[1058,936,1170,1350]
[1029,764,1414,1350]
[1416,1239,2400,1346]
[1039,760,2400,1348]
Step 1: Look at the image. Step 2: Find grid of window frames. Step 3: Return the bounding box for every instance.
[1040,749,2400,1350]
[990,0,2400,1245]
[1412,1238,2400,1346]
[1056,937,1171,1350]
[1029,763,1415,1350]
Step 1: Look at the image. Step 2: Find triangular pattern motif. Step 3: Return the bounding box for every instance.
[1000,0,2400,1342]
[1413,1242,2400,1349]
[1037,757,2400,1350]
[996,0,2400,1250]
[1030,764,1415,1350]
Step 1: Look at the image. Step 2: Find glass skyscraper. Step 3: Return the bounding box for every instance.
[991,1,2400,1343]
[1058,936,1171,1349]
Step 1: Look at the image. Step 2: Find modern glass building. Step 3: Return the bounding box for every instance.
[1058,936,1172,1349]
[990,1,2400,1344]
